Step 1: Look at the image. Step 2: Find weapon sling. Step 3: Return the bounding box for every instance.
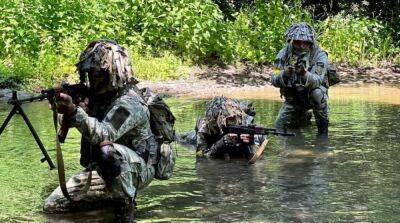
[51,103,93,201]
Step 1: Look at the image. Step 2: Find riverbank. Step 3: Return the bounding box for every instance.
[138,64,400,104]
[1,64,400,104]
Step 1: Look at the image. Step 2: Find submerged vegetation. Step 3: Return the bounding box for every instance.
[0,0,398,88]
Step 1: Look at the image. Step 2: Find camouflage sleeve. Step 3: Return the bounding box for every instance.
[304,50,328,89]
[271,47,289,88]
[273,47,288,70]
[196,132,209,155]
[69,95,149,145]
[271,71,287,88]
[195,118,209,155]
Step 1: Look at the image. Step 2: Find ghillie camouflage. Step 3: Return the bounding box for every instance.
[76,39,138,89]
[205,96,248,133]
[285,22,317,43]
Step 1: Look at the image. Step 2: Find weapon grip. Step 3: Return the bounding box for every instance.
[58,119,69,143]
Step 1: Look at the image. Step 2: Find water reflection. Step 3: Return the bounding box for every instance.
[277,134,331,222]
[1,98,400,222]
[195,158,266,221]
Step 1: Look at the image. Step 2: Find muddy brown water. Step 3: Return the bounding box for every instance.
[0,86,400,222]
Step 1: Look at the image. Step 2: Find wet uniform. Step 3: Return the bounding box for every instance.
[193,97,266,162]
[271,43,329,132]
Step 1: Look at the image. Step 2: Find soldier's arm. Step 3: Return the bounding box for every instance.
[271,71,288,88]
[67,95,148,145]
[196,132,209,156]
[303,51,328,88]
[271,47,290,88]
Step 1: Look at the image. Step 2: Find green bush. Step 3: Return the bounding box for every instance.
[318,14,396,66]
[224,0,313,63]
[0,0,399,89]
[131,50,189,80]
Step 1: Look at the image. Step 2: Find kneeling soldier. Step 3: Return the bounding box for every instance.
[54,40,175,222]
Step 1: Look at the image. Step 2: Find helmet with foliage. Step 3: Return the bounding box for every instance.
[205,96,247,131]
[284,22,316,43]
[76,39,138,93]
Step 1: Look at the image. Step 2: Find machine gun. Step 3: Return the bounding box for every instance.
[0,83,88,169]
[226,124,295,144]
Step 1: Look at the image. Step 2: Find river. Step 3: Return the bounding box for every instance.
[0,87,399,222]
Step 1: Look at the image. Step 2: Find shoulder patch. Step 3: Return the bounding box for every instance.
[110,107,130,130]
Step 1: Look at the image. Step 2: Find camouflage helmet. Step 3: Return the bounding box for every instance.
[205,96,246,131]
[284,22,316,43]
[76,39,138,90]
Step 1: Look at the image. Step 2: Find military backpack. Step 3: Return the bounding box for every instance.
[327,62,340,86]
[140,87,176,143]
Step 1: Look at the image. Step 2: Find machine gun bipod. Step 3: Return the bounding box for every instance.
[0,91,55,170]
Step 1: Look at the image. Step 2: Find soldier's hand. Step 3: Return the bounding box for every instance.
[283,66,294,79]
[240,134,251,144]
[227,133,238,141]
[56,93,76,116]
[78,97,89,113]
[295,64,307,76]
[227,133,251,144]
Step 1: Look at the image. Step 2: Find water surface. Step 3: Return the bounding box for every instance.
[0,96,399,222]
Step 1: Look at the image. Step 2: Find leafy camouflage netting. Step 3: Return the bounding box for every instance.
[285,22,316,43]
[205,96,247,130]
[76,39,138,88]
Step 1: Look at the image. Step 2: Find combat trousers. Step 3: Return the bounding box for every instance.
[102,143,176,200]
[275,87,329,131]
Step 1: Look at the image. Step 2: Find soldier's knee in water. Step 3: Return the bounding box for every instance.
[310,88,327,110]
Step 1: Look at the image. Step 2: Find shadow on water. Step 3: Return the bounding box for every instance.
[1,97,400,222]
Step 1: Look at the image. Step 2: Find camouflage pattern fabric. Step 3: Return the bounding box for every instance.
[195,96,266,160]
[155,143,176,180]
[271,30,329,132]
[76,39,138,92]
[284,22,317,43]
[106,143,155,199]
[67,86,175,199]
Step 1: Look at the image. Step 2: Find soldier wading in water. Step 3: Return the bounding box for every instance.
[180,96,268,164]
[271,22,330,137]
[54,39,175,222]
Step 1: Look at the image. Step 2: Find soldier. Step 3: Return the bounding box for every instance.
[55,39,175,222]
[181,96,267,164]
[271,22,330,137]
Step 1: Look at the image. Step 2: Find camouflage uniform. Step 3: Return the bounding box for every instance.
[194,96,266,163]
[271,23,329,136]
[68,87,175,199]
[60,40,175,222]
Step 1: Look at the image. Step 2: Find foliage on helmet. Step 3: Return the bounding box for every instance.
[76,39,138,88]
[284,22,316,43]
[205,96,246,130]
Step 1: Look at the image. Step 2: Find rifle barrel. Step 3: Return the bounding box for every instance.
[8,94,48,105]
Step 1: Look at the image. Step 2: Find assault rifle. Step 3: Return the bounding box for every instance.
[226,124,295,143]
[0,83,88,169]
[286,53,309,78]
